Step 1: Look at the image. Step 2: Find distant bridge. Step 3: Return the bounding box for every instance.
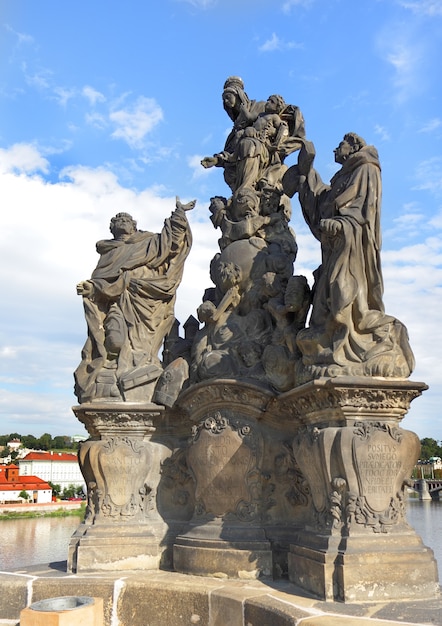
[410,479,442,501]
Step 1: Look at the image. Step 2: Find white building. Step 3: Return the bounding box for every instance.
[0,465,52,504]
[6,439,22,451]
[19,451,84,490]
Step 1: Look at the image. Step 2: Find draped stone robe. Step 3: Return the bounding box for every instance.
[296,146,414,378]
[75,207,192,403]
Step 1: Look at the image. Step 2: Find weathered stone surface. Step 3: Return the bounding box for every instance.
[116,575,215,626]
[244,594,312,626]
[174,538,273,579]
[74,198,194,404]
[286,377,438,602]
[372,596,442,624]
[283,134,414,382]
[70,525,168,572]
[0,573,28,619]
[0,569,441,626]
[173,381,311,579]
[299,617,414,626]
[69,405,175,573]
[67,78,438,611]
[289,530,440,603]
[209,586,270,626]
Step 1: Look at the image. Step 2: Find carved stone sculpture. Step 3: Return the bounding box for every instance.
[192,78,309,393]
[201,76,266,193]
[202,93,305,193]
[283,133,415,381]
[69,78,438,603]
[69,197,194,572]
[74,197,194,403]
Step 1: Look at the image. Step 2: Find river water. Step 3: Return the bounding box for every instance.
[406,496,442,579]
[0,516,80,571]
[0,499,441,577]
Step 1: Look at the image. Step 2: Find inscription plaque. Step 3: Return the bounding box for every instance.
[353,428,404,512]
[187,417,255,517]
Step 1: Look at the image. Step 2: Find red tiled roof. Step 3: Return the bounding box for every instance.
[0,474,51,491]
[21,452,78,462]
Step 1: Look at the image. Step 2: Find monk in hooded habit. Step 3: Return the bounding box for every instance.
[283,133,414,380]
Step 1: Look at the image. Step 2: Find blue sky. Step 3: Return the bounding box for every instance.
[0,0,441,441]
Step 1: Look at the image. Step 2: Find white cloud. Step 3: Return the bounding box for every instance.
[259,32,303,52]
[0,143,50,175]
[282,0,313,13]
[381,236,442,438]
[386,44,420,100]
[53,86,76,107]
[85,111,107,129]
[0,145,217,434]
[0,347,17,359]
[109,96,164,148]
[374,124,391,142]
[413,157,442,195]
[0,142,441,441]
[428,208,442,230]
[419,118,442,133]
[376,26,423,103]
[398,0,442,16]
[188,154,212,180]
[82,85,106,106]
[391,209,426,234]
[5,24,34,49]
[22,62,53,90]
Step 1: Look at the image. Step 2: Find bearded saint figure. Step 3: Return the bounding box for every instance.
[75,198,194,403]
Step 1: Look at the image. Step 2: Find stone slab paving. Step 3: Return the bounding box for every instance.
[0,564,440,625]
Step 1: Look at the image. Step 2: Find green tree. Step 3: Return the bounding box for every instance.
[18,490,30,501]
[8,432,21,439]
[420,438,442,460]
[22,434,38,449]
[62,484,77,499]
[52,435,72,450]
[37,433,52,451]
[48,481,61,498]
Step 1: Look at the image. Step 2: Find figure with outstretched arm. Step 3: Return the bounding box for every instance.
[283,133,414,380]
[75,197,194,403]
[202,95,290,192]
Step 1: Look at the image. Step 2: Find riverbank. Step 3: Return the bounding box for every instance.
[0,501,84,519]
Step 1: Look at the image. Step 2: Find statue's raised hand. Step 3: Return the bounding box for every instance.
[176,196,196,211]
[201,156,218,169]
[76,280,94,298]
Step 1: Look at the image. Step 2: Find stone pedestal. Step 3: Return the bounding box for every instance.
[173,380,305,579]
[68,403,172,573]
[284,377,440,602]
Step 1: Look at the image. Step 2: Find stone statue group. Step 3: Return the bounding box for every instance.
[74,76,414,406]
[70,79,438,602]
